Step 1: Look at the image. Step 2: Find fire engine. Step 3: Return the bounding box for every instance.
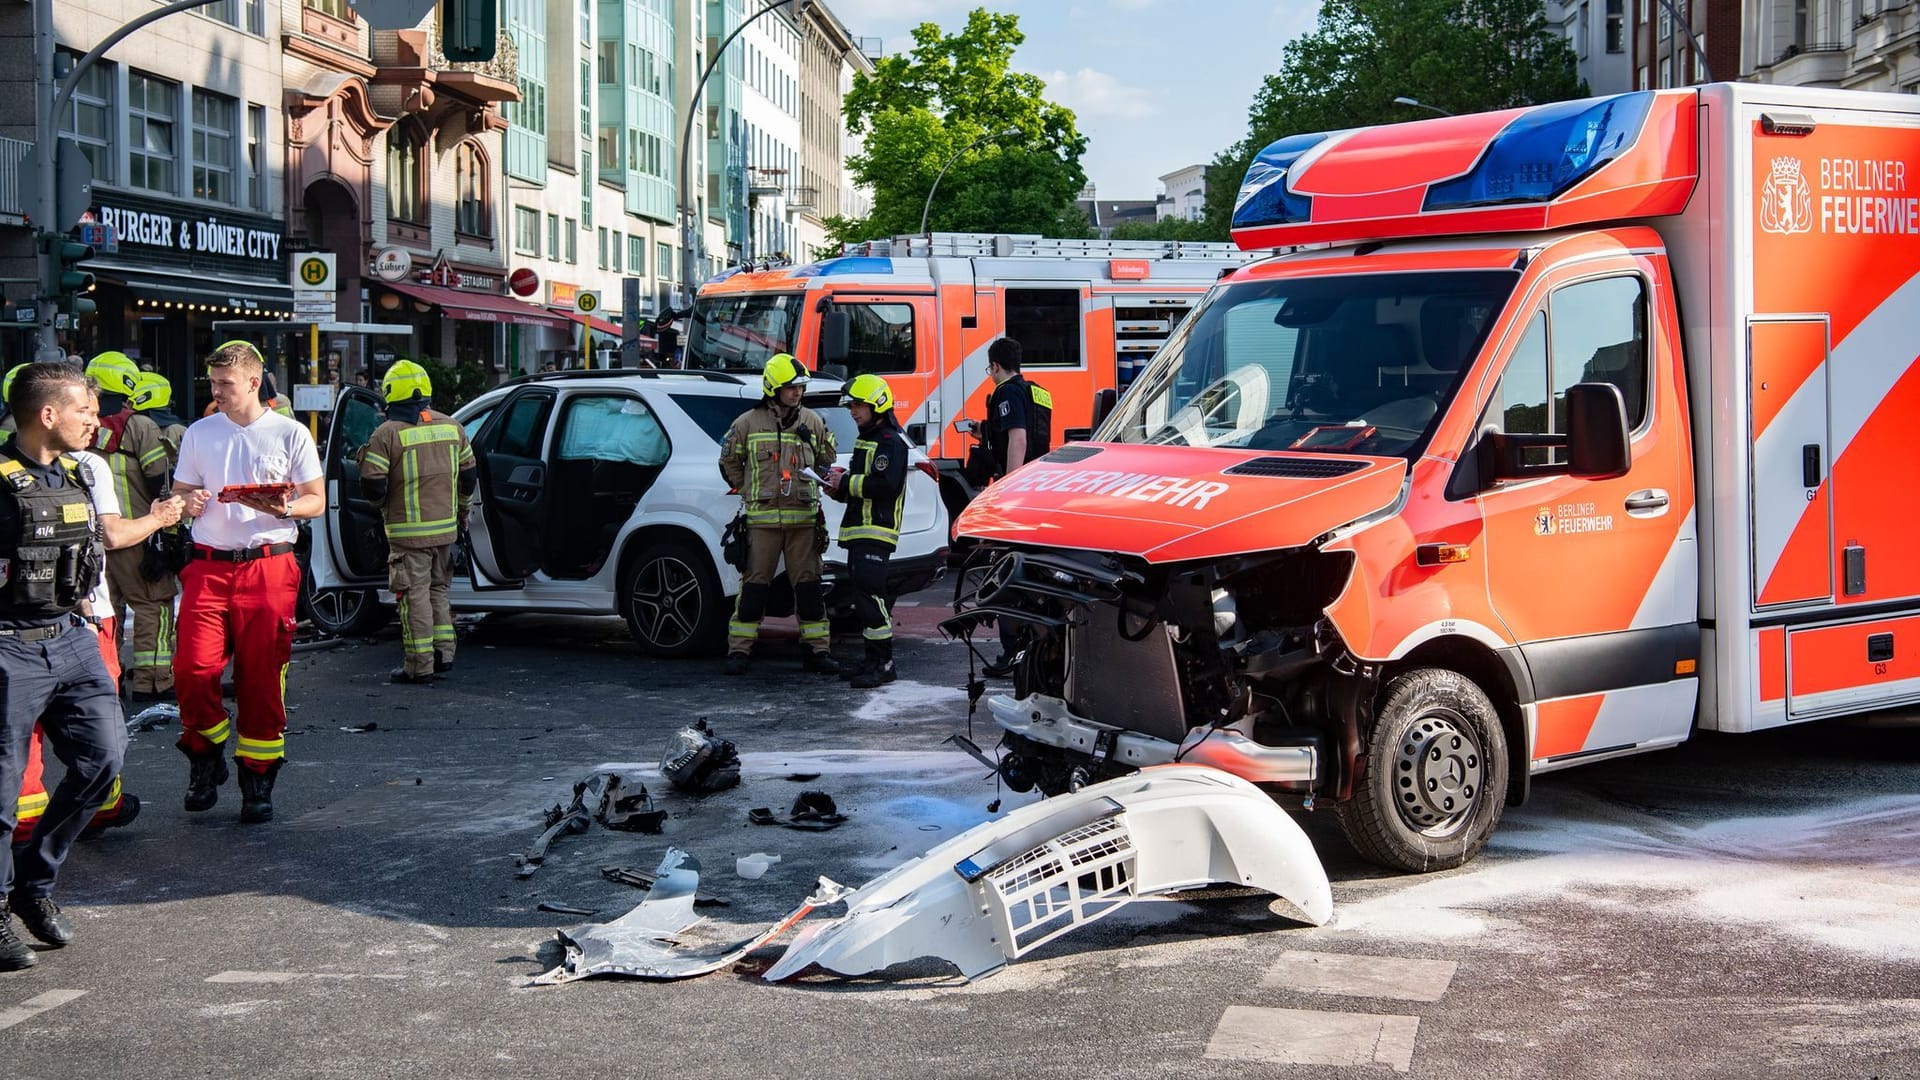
[689,233,1264,513]
[949,83,1920,872]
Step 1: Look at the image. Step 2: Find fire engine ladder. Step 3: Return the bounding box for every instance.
[847,232,1266,262]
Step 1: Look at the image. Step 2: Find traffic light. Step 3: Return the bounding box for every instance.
[439,0,497,62]
[39,235,96,321]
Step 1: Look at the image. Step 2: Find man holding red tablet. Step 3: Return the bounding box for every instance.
[169,342,324,824]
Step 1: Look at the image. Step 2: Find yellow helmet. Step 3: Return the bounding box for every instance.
[85,350,141,395]
[840,373,895,414]
[2,363,28,405]
[131,370,173,412]
[761,353,809,397]
[381,359,433,405]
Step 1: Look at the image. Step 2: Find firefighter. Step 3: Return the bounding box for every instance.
[824,374,907,688]
[357,360,476,684]
[85,352,177,704]
[717,354,839,676]
[981,337,1053,678]
[130,371,187,461]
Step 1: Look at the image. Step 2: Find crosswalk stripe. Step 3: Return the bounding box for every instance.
[1262,949,1459,1003]
[0,989,88,1031]
[1206,1005,1420,1073]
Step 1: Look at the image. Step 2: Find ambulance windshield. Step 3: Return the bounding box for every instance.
[686,293,803,371]
[1103,270,1517,459]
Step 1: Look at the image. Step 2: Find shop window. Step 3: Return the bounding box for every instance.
[1004,288,1083,367]
[59,53,113,186]
[514,206,541,256]
[387,126,426,225]
[455,141,491,237]
[191,89,237,204]
[128,70,180,195]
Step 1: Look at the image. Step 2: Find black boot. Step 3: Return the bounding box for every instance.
[801,649,841,676]
[8,894,72,948]
[181,745,229,813]
[849,642,896,689]
[724,652,750,676]
[0,898,35,971]
[237,760,284,825]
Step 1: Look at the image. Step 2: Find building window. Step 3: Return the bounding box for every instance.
[1794,0,1809,44]
[548,213,560,260]
[581,152,593,226]
[387,126,425,224]
[565,218,578,263]
[514,206,541,256]
[127,71,179,195]
[598,126,618,168]
[191,89,236,204]
[455,141,490,237]
[598,39,618,84]
[247,104,267,210]
[59,54,112,186]
[1575,2,1591,58]
[657,242,671,281]
[205,0,265,34]
[305,0,350,18]
[1605,0,1626,52]
[612,231,622,273]
[597,226,609,269]
[1694,33,1708,81]
[629,236,646,276]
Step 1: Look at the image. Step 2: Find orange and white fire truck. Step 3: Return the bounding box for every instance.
[687,233,1263,512]
[948,83,1920,872]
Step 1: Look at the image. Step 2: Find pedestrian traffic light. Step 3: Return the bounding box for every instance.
[439,0,497,62]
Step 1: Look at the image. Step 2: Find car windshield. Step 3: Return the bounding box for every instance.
[1101,270,1518,459]
[686,292,803,372]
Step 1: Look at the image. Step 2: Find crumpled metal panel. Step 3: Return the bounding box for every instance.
[530,848,849,984]
[763,764,1332,982]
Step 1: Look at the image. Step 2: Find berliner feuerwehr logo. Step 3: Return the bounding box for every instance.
[1760,156,1813,235]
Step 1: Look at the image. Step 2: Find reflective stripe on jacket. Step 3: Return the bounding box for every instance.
[718,401,836,527]
[839,422,908,547]
[360,417,475,548]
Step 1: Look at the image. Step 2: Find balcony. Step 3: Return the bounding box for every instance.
[427,22,520,103]
[748,167,788,199]
[787,185,818,213]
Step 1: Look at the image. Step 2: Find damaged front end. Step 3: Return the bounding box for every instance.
[944,540,1370,805]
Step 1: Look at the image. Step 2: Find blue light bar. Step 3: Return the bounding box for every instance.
[1424,92,1655,211]
[1231,132,1328,232]
[790,257,894,278]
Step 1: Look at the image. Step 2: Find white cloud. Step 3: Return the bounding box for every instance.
[1037,68,1158,121]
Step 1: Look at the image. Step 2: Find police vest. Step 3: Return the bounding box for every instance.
[0,455,102,620]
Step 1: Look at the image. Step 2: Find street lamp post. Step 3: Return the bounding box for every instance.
[677,0,807,309]
[1391,96,1453,118]
[918,127,1021,236]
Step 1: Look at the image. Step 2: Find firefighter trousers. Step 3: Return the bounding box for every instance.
[14,618,131,845]
[173,552,299,773]
[0,620,124,898]
[105,546,178,695]
[389,544,454,678]
[727,524,829,656]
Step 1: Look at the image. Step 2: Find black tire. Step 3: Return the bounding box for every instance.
[300,581,392,637]
[620,540,727,657]
[1339,668,1508,873]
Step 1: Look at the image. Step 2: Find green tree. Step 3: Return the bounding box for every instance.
[827,9,1090,246]
[1200,0,1585,238]
[1107,217,1218,242]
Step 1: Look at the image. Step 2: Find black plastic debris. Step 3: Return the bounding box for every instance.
[538,901,597,916]
[602,865,729,907]
[515,772,662,878]
[747,791,847,831]
[660,719,741,793]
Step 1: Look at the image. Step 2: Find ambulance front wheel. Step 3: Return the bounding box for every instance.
[1339,668,1508,873]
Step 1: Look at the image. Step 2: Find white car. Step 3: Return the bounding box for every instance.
[303,369,949,655]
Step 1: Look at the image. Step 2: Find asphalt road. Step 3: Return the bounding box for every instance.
[6,588,1920,1079]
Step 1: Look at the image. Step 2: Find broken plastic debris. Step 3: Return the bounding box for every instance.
[601,865,729,907]
[763,764,1333,983]
[530,848,849,984]
[747,791,847,831]
[659,719,741,793]
[537,901,597,916]
[128,702,178,733]
[736,853,781,880]
[340,722,379,734]
[515,772,662,878]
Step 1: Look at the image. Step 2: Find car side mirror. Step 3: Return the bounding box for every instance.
[819,309,850,364]
[1565,381,1631,480]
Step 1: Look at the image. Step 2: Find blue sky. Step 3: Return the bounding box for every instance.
[826,0,1321,200]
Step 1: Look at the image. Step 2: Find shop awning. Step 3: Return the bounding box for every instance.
[548,307,622,337]
[385,281,575,331]
[92,265,294,313]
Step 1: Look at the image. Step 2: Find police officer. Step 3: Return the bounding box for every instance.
[717,354,838,676]
[981,337,1053,678]
[85,352,176,703]
[357,361,476,684]
[0,363,129,970]
[824,375,908,689]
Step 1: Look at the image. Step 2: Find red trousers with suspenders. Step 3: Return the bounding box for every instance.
[172,547,299,771]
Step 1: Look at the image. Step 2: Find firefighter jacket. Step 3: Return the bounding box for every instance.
[718,400,836,527]
[0,443,102,621]
[839,418,909,548]
[94,403,171,518]
[359,410,476,549]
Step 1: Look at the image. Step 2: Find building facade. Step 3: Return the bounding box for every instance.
[1156,165,1208,222]
[1550,0,1635,94]
[1742,0,1920,90]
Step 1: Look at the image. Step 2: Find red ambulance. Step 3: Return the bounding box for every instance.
[949,83,1920,871]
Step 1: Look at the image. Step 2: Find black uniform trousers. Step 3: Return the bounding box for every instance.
[0,619,124,898]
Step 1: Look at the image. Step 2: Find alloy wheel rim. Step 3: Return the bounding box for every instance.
[631,557,701,648]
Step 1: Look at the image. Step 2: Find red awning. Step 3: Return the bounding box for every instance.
[384,281,575,331]
[549,307,622,337]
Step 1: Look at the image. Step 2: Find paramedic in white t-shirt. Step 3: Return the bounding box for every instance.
[168,342,324,825]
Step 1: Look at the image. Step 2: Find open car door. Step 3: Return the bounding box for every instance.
[468,385,557,585]
[320,385,390,585]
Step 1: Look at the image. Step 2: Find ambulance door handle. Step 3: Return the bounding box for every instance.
[1802,444,1823,488]
[1624,489,1669,516]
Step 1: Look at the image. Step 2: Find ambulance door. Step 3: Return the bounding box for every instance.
[1747,317,1832,609]
[1473,268,1698,764]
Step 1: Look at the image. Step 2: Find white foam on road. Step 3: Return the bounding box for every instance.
[851,679,966,723]
[1335,791,1920,960]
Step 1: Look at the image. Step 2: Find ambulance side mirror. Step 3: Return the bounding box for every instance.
[1565,382,1631,480]
[1090,387,1119,429]
[819,308,851,365]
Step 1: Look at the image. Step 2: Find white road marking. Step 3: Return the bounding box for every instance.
[1262,950,1459,1003]
[0,989,88,1031]
[1206,1005,1421,1073]
[205,971,404,984]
